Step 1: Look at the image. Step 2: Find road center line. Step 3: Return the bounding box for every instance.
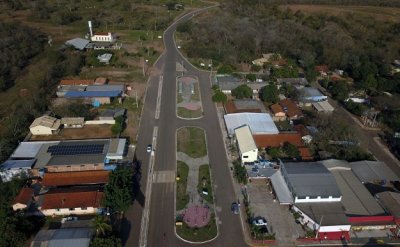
[155,75,163,119]
[139,126,158,247]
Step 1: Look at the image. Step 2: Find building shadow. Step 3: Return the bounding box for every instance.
[119,216,131,246]
[132,155,145,208]
[362,237,392,246]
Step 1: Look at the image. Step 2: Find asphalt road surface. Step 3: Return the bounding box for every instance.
[123,6,247,247]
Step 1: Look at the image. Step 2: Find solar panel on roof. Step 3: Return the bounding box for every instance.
[47,144,104,155]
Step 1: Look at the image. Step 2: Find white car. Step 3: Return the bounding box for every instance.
[252,217,267,226]
[146,144,152,153]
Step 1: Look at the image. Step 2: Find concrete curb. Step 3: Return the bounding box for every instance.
[175,75,204,120]
[174,126,220,244]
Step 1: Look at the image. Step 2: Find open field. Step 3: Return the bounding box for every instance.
[281,4,400,22]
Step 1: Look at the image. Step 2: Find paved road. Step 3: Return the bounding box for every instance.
[123,6,247,247]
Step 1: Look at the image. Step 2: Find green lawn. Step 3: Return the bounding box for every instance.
[198,164,213,204]
[176,161,190,211]
[176,214,218,242]
[177,127,207,158]
[177,107,202,119]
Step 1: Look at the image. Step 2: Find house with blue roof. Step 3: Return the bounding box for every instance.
[61,84,125,107]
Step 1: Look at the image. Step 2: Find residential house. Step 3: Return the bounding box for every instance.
[97,53,113,64]
[30,116,61,135]
[99,108,127,121]
[234,125,258,164]
[12,187,34,211]
[39,187,104,216]
[315,65,329,76]
[31,227,93,247]
[279,99,303,120]
[298,87,327,104]
[251,53,278,66]
[276,78,308,89]
[270,103,286,121]
[214,74,265,95]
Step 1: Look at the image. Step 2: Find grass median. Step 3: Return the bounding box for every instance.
[177,127,207,158]
[198,164,214,204]
[176,161,190,211]
[177,107,202,119]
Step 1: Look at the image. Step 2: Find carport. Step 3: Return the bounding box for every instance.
[270,170,293,205]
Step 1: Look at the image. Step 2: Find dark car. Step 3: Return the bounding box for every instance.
[231,202,239,214]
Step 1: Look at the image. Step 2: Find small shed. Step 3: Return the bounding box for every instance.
[61,117,85,128]
[97,53,113,64]
[270,104,286,121]
[312,101,334,113]
[65,38,90,50]
[30,116,61,135]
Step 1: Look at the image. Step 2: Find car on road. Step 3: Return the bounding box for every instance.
[231,202,239,214]
[61,216,78,223]
[146,144,152,153]
[252,216,267,226]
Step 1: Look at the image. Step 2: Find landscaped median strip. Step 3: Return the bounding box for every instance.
[176,76,203,119]
[175,127,218,242]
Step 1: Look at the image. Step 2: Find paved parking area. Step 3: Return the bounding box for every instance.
[247,180,303,246]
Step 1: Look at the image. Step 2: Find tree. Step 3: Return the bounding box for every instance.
[231,84,252,99]
[233,160,247,185]
[92,216,112,237]
[103,166,134,213]
[260,83,278,103]
[212,90,227,103]
[111,116,124,136]
[90,236,122,247]
[282,142,300,158]
[329,80,349,101]
[246,73,256,82]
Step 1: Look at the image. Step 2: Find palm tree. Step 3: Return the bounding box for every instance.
[92,216,112,237]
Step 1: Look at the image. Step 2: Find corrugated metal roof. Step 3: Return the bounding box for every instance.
[11,141,60,159]
[31,228,93,247]
[270,170,293,204]
[350,160,399,183]
[65,38,90,50]
[312,101,334,112]
[224,113,279,136]
[64,90,122,98]
[1,159,36,169]
[295,202,349,226]
[86,85,124,92]
[234,125,257,153]
[283,162,341,198]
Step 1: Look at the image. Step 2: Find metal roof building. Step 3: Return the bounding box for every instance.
[321,160,385,216]
[64,90,122,98]
[65,38,90,50]
[270,169,293,204]
[224,113,279,136]
[86,85,124,92]
[235,125,257,154]
[349,160,399,183]
[312,101,334,113]
[31,227,93,247]
[281,162,342,203]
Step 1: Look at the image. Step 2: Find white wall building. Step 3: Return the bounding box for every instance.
[29,116,61,135]
[234,125,258,164]
[91,32,116,42]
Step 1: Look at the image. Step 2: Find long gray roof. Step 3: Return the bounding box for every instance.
[31,228,92,247]
[282,162,341,198]
[350,160,399,183]
[295,202,349,226]
[65,38,90,50]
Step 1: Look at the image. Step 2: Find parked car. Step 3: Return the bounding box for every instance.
[252,216,267,226]
[146,144,152,153]
[61,216,78,223]
[231,202,239,214]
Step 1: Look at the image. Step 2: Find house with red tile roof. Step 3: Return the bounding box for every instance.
[42,171,110,187]
[315,65,329,76]
[12,188,34,211]
[279,99,303,120]
[40,187,104,216]
[270,104,286,121]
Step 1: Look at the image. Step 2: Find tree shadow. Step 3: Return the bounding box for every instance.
[362,237,392,246]
[132,155,145,208]
[119,216,131,246]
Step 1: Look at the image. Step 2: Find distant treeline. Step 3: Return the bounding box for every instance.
[0,23,46,91]
[228,0,400,7]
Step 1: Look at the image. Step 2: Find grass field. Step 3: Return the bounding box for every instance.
[177,127,207,158]
[281,4,400,22]
[176,214,217,242]
[198,164,213,204]
[177,161,190,211]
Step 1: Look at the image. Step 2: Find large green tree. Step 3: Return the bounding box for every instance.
[231,84,253,99]
[103,167,134,213]
[260,83,279,103]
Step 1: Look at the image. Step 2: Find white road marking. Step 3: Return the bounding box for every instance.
[155,75,163,119]
[139,126,158,247]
